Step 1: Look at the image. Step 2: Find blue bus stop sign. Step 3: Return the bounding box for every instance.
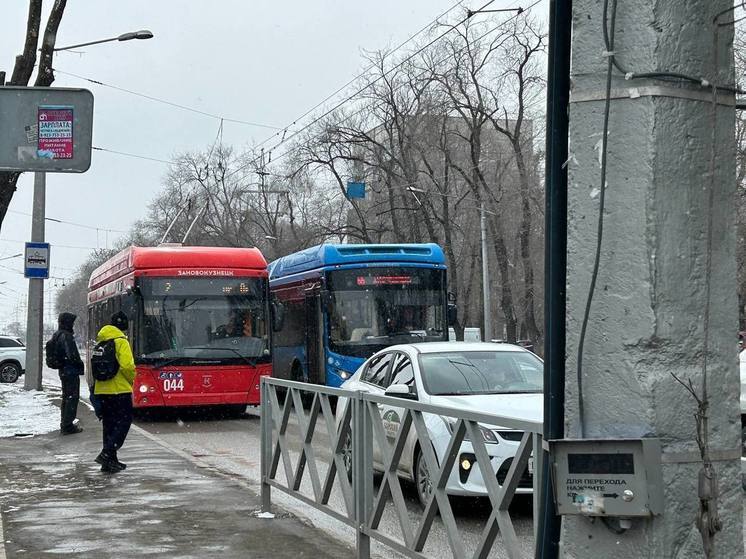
[24,242,50,279]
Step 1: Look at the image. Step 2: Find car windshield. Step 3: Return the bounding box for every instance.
[419,350,543,395]
[137,277,269,364]
[326,267,446,358]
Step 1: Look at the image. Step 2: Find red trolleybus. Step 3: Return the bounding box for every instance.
[87,245,271,411]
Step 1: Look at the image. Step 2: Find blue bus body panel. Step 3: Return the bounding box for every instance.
[269,243,445,285]
[269,243,447,387]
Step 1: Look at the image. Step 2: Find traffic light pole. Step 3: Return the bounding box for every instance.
[24,171,46,391]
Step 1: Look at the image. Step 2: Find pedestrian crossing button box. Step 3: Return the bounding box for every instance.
[549,438,663,517]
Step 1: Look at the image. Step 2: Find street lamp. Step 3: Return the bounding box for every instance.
[54,30,154,52]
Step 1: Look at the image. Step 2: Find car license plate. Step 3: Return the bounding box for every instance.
[528,456,534,475]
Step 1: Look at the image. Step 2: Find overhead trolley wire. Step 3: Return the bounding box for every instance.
[222,0,534,182]
[7,209,127,234]
[53,68,284,130]
[251,0,471,153]
[261,0,539,171]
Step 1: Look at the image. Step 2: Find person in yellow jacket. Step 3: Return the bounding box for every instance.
[93,311,136,473]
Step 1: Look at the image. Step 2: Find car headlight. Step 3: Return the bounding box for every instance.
[443,418,498,444]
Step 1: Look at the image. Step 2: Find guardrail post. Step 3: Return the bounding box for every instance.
[532,431,544,546]
[353,392,372,559]
[260,377,272,513]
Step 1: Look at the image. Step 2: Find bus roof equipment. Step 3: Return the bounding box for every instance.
[269,243,445,282]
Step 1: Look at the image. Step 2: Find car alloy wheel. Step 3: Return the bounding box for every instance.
[415,449,433,507]
[0,363,20,383]
[341,433,352,480]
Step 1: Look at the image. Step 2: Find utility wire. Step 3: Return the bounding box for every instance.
[249,0,473,153]
[53,69,283,130]
[92,146,174,165]
[255,0,500,166]
[601,1,744,95]
[226,0,535,181]
[0,238,102,251]
[7,209,127,234]
[576,0,618,438]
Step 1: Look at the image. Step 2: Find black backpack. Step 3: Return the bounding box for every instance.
[45,332,64,369]
[90,338,121,381]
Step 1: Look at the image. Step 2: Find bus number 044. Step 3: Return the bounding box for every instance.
[163,379,184,392]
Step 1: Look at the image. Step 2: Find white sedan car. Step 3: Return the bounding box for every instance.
[337,342,543,505]
[0,335,26,383]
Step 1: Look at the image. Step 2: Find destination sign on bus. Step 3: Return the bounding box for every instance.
[143,277,263,297]
[355,275,421,286]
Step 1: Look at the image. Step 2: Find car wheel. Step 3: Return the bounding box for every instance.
[0,362,20,383]
[415,448,434,508]
[341,433,353,481]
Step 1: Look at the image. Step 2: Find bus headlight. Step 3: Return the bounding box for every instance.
[139,385,148,393]
[339,370,350,380]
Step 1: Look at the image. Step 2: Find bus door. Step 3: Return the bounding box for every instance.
[304,289,325,385]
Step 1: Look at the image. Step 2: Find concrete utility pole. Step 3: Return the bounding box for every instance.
[24,172,45,391]
[564,1,743,557]
[481,202,491,342]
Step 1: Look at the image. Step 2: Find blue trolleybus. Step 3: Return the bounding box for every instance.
[269,243,451,387]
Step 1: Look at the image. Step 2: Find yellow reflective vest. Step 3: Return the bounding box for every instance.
[93,325,136,395]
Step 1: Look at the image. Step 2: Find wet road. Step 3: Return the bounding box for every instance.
[134,406,536,559]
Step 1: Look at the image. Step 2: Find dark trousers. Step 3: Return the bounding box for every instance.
[99,393,133,454]
[59,373,80,431]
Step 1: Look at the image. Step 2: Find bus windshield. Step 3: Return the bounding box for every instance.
[326,267,446,357]
[137,277,269,365]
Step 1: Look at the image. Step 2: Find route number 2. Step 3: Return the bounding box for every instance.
[163,379,184,392]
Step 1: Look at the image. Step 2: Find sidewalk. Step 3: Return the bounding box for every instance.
[0,390,353,558]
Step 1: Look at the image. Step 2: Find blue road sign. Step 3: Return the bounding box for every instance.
[346,181,366,199]
[24,242,50,279]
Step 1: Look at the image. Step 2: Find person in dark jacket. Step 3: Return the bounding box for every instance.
[54,312,84,435]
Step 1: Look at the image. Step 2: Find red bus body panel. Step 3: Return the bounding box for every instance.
[88,245,270,409]
[133,362,271,407]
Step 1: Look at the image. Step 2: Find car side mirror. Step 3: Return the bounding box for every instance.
[385,383,417,400]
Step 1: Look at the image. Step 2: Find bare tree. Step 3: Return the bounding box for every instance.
[135,144,347,260]
[735,23,746,327]
[55,248,119,341]
[0,0,68,231]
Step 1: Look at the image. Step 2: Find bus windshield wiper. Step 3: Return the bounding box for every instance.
[185,346,258,368]
[387,331,425,339]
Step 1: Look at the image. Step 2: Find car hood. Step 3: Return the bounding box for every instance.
[427,393,543,427]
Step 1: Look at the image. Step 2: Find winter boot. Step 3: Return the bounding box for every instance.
[112,452,127,470]
[98,451,124,473]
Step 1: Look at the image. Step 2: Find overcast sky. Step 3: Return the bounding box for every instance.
[0,0,544,330]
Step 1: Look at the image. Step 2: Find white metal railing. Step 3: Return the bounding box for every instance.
[260,377,543,559]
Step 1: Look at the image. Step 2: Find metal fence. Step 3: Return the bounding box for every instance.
[260,377,544,559]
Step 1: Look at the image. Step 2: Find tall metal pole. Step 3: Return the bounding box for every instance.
[24,171,46,391]
[481,203,492,342]
[535,0,571,556]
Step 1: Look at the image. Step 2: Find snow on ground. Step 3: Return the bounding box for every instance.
[0,381,60,437]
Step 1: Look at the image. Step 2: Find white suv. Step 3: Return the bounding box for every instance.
[0,335,26,383]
